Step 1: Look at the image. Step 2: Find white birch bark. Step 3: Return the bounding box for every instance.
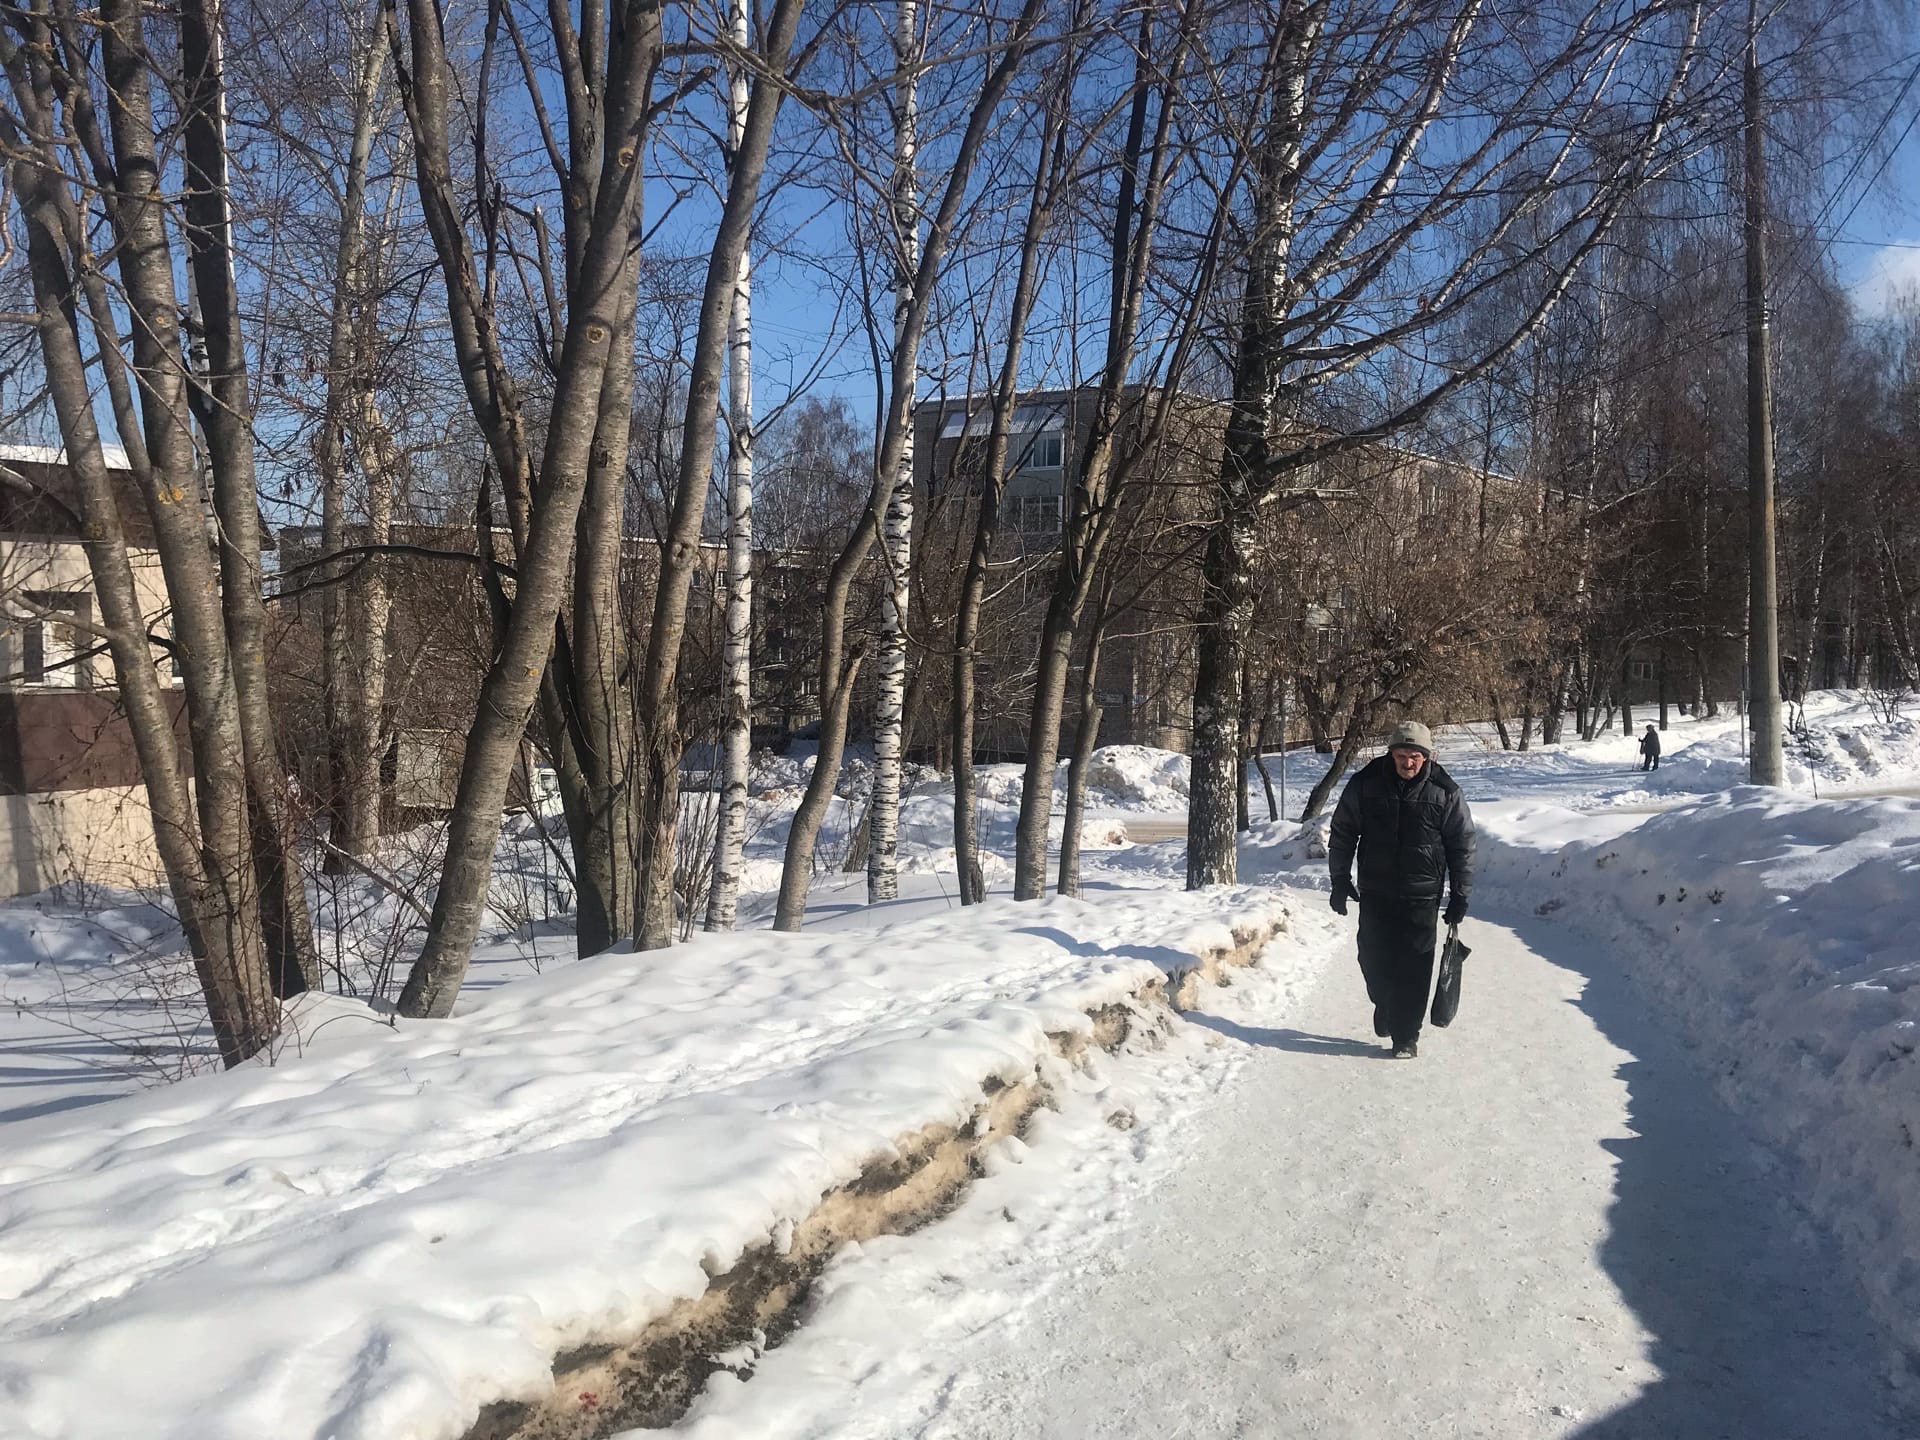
[867,0,920,905]
[706,0,756,932]
[322,20,389,860]
[346,392,396,854]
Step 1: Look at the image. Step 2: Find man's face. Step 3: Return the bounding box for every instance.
[1391,746,1427,779]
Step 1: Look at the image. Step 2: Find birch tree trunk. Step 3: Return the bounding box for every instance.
[1185,11,1316,889]
[775,0,1044,929]
[346,400,396,856]
[319,21,388,864]
[706,0,758,933]
[866,0,923,907]
[632,0,809,950]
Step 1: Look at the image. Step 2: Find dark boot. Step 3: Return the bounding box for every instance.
[1373,1002,1390,1038]
[1392,1039,1418,1059]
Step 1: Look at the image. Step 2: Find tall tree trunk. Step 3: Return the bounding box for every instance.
[395,0,665,1011]
[84,0,280,1044]
[631,0,802,952]
[178,0,318,997]
[1490,689,1512,750]
[775,0,1044,928]
[1187,8,1316,889]
[950,76,1065,907]
[345,398,396,858]
[1743,0,1785,786]
[0,100,275,1063]
[706,0,757,933]
[1057,605,1112,900]
[1015,2,1192,899]
[562,261,643,955]
[868,0,921,906]
[319,20,388,867]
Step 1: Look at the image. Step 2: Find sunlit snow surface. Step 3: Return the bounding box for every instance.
[1,689,1917,1439]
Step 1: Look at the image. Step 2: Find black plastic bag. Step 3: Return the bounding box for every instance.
[1431,924,1470,1028]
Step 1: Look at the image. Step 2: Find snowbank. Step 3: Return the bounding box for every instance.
[1475,790,1920,1363]
[1080,745,1191,812]
[0,887,1288,1440]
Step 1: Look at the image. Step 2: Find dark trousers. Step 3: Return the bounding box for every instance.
[1357,898,1439,1047]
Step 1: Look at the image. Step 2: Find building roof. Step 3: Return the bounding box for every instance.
[935,400,1070,441]
[0,441,135,473]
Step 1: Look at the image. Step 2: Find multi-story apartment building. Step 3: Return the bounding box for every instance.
[912,387,1555,760]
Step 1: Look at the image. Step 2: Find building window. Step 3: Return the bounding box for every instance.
[1013,493,1062,537]
[1630,659,1654,682]
[1025,431,1064,471]
[20,590,91,688]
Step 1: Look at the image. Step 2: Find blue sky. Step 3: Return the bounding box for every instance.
[1838,142,1920,316]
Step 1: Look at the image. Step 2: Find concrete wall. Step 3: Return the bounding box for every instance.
[0,784,167,898]
[0,537,175,686]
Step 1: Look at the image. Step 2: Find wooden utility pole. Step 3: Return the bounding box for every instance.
[1743,1,1786,786]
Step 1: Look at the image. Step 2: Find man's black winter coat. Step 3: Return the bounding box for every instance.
[1328,755,1474,904]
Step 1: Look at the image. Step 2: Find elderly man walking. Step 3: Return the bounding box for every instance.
[1327,720,1474,1058]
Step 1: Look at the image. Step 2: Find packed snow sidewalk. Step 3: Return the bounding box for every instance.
[0,885,1293,1440]
[789,917,1915,1440]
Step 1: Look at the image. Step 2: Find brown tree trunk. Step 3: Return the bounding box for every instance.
[1300,698,1378,822]
[0,105,274,1063]
[179,0,319,996]
[1488,690,1512,750]
[394,0,663,1013]
[1016,2,1194,898]
[951,80,1067,905]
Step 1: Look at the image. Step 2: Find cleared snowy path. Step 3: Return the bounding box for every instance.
[901,915,1915,1440]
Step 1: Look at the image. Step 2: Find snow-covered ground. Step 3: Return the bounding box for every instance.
[3,690,1919,1439]
[0,885,1294,1440]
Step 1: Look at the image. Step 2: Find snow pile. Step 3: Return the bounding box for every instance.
[1081,745,1191,812]
[0,887,1287,1440]
[1476,789,1920,1359]
[1788,693,1920,789]
[1572,691,1920,803]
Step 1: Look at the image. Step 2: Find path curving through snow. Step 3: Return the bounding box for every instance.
[707,907,1917,1439]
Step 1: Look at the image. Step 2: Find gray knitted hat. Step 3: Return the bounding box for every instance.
[1386,720,1433,755]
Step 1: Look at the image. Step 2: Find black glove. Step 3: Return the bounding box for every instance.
[1329,879,1355,916]
[1443,895,1467,927]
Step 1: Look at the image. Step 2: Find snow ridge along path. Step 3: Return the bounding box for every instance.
[0,888,1289,1440]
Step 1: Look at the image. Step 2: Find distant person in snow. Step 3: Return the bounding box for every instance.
[1640,724,1661,772]
[1326,721,1474,1059]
